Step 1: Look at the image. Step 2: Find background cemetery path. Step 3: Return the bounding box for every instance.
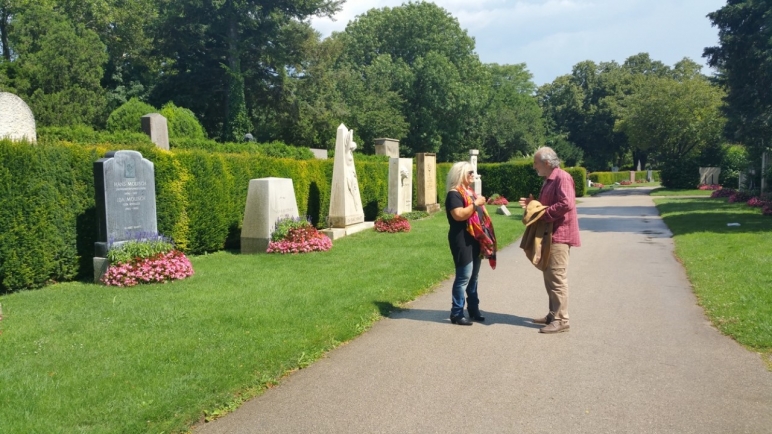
[194,187,772,434]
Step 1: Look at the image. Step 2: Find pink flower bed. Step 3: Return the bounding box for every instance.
[101,250,194,287]
[747,197,767,207]
[728,191,752,203]
[375,214,411,233]
[711,188,736,198]
[620,180,632,185]
[699,184,722,190]
[267,226,332,254]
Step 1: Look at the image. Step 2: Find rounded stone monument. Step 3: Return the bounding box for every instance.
[0,92,37,143]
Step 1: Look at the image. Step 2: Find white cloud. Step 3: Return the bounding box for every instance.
[310,0,726,85]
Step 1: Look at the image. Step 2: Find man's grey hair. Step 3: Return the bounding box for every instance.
[535,147,561,169]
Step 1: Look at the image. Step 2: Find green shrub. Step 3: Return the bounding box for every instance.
[38,125,152,146]
[720,145,748,188]
[159,102,206,139]
[660,160,700,189]
[589,170,661,184]
[170,138,314,160]
[106,98,156,133]
[106,236,175,264]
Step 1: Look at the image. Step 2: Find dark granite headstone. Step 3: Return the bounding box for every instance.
[93,150,158,257]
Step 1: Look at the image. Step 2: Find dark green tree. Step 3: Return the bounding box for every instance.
[479,63,545,162]
[337,1,487,160]
[704,0,772,162]
[152,0,341,141]
[6,4,108,126]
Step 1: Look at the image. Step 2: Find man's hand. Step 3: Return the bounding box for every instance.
[518,194,534,208]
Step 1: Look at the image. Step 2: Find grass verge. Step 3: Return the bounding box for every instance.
[0,206,524,433]
[650,188,713,196]
[655,197,772,368]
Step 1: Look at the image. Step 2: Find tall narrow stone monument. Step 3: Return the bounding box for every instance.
[328,124,365,228]
[388,158,413,215]
[415,153,440,214]
[323,124,373,240]
[241,178,300,253]
[93,150,158,281]
[0,92,37,143]
[469,149,482,195]
[141,113,169,150]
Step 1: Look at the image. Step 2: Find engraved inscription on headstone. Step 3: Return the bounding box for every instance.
[93,150,158,258]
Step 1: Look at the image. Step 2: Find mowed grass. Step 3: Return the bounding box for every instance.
[650,187,714,196]
[0,206,524,433]
[655,197,772,364]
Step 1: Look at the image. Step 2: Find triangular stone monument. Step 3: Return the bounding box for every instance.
[323,124,373,239]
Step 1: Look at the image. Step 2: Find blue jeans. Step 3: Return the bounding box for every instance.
[451,256,481,317]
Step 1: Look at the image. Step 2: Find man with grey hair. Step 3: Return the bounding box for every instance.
[519,147,581,333]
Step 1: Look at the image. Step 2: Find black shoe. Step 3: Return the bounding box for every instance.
[450,315,472,326]
[469,312,485,322]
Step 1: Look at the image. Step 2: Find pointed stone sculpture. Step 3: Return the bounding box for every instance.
[328,124,365,228]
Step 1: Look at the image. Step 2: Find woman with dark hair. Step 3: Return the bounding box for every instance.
[444,161,497,326]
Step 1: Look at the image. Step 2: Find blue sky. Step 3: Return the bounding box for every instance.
[310,0,727,86]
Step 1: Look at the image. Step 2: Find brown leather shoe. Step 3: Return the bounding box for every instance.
[539,321,569,334]
[532,315,553,325]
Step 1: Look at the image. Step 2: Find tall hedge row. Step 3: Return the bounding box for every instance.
[0,140,585,292]
[589,170,661,185]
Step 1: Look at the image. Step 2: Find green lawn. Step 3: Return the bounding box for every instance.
[650,187,714,196]
[655,197,772,367]
[0,206,524,433]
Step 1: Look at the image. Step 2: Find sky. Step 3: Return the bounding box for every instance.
[310,0,727,86]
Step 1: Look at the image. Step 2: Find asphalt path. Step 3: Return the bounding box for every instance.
[195,187,772,434]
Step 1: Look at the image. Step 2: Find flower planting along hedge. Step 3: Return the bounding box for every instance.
[487,194,509,205]
[374,213,411,233]
[266,217,332,254]
[0,137,587,292]
[101,234,194,287]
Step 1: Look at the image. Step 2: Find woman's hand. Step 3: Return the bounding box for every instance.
[474,195,486,207]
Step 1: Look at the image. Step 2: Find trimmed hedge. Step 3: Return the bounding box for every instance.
[0,139,586,292]
[589,170,661,185]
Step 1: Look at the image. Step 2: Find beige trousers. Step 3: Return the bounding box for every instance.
[543,243,570,322]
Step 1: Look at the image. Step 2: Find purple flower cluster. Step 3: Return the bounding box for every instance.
[374,214,411,233]
[728,191,753,203]
[101,250,194,287]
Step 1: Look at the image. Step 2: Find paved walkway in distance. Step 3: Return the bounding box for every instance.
[195,187,772,434]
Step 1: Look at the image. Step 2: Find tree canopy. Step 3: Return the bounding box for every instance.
[705,0,772,162]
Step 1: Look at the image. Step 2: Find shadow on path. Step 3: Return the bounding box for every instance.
[388,307,542,329]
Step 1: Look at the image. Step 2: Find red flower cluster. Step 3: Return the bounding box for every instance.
[101,250,194,287]
[374,214,411,233]
[699,184,722,190]
[619,180,632,185]
[267,225,332,254]
[487,195,509,205]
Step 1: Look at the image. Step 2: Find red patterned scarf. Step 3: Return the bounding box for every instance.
[455,186,497,260]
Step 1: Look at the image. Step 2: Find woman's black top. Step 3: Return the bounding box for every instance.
[445,190,481,267]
